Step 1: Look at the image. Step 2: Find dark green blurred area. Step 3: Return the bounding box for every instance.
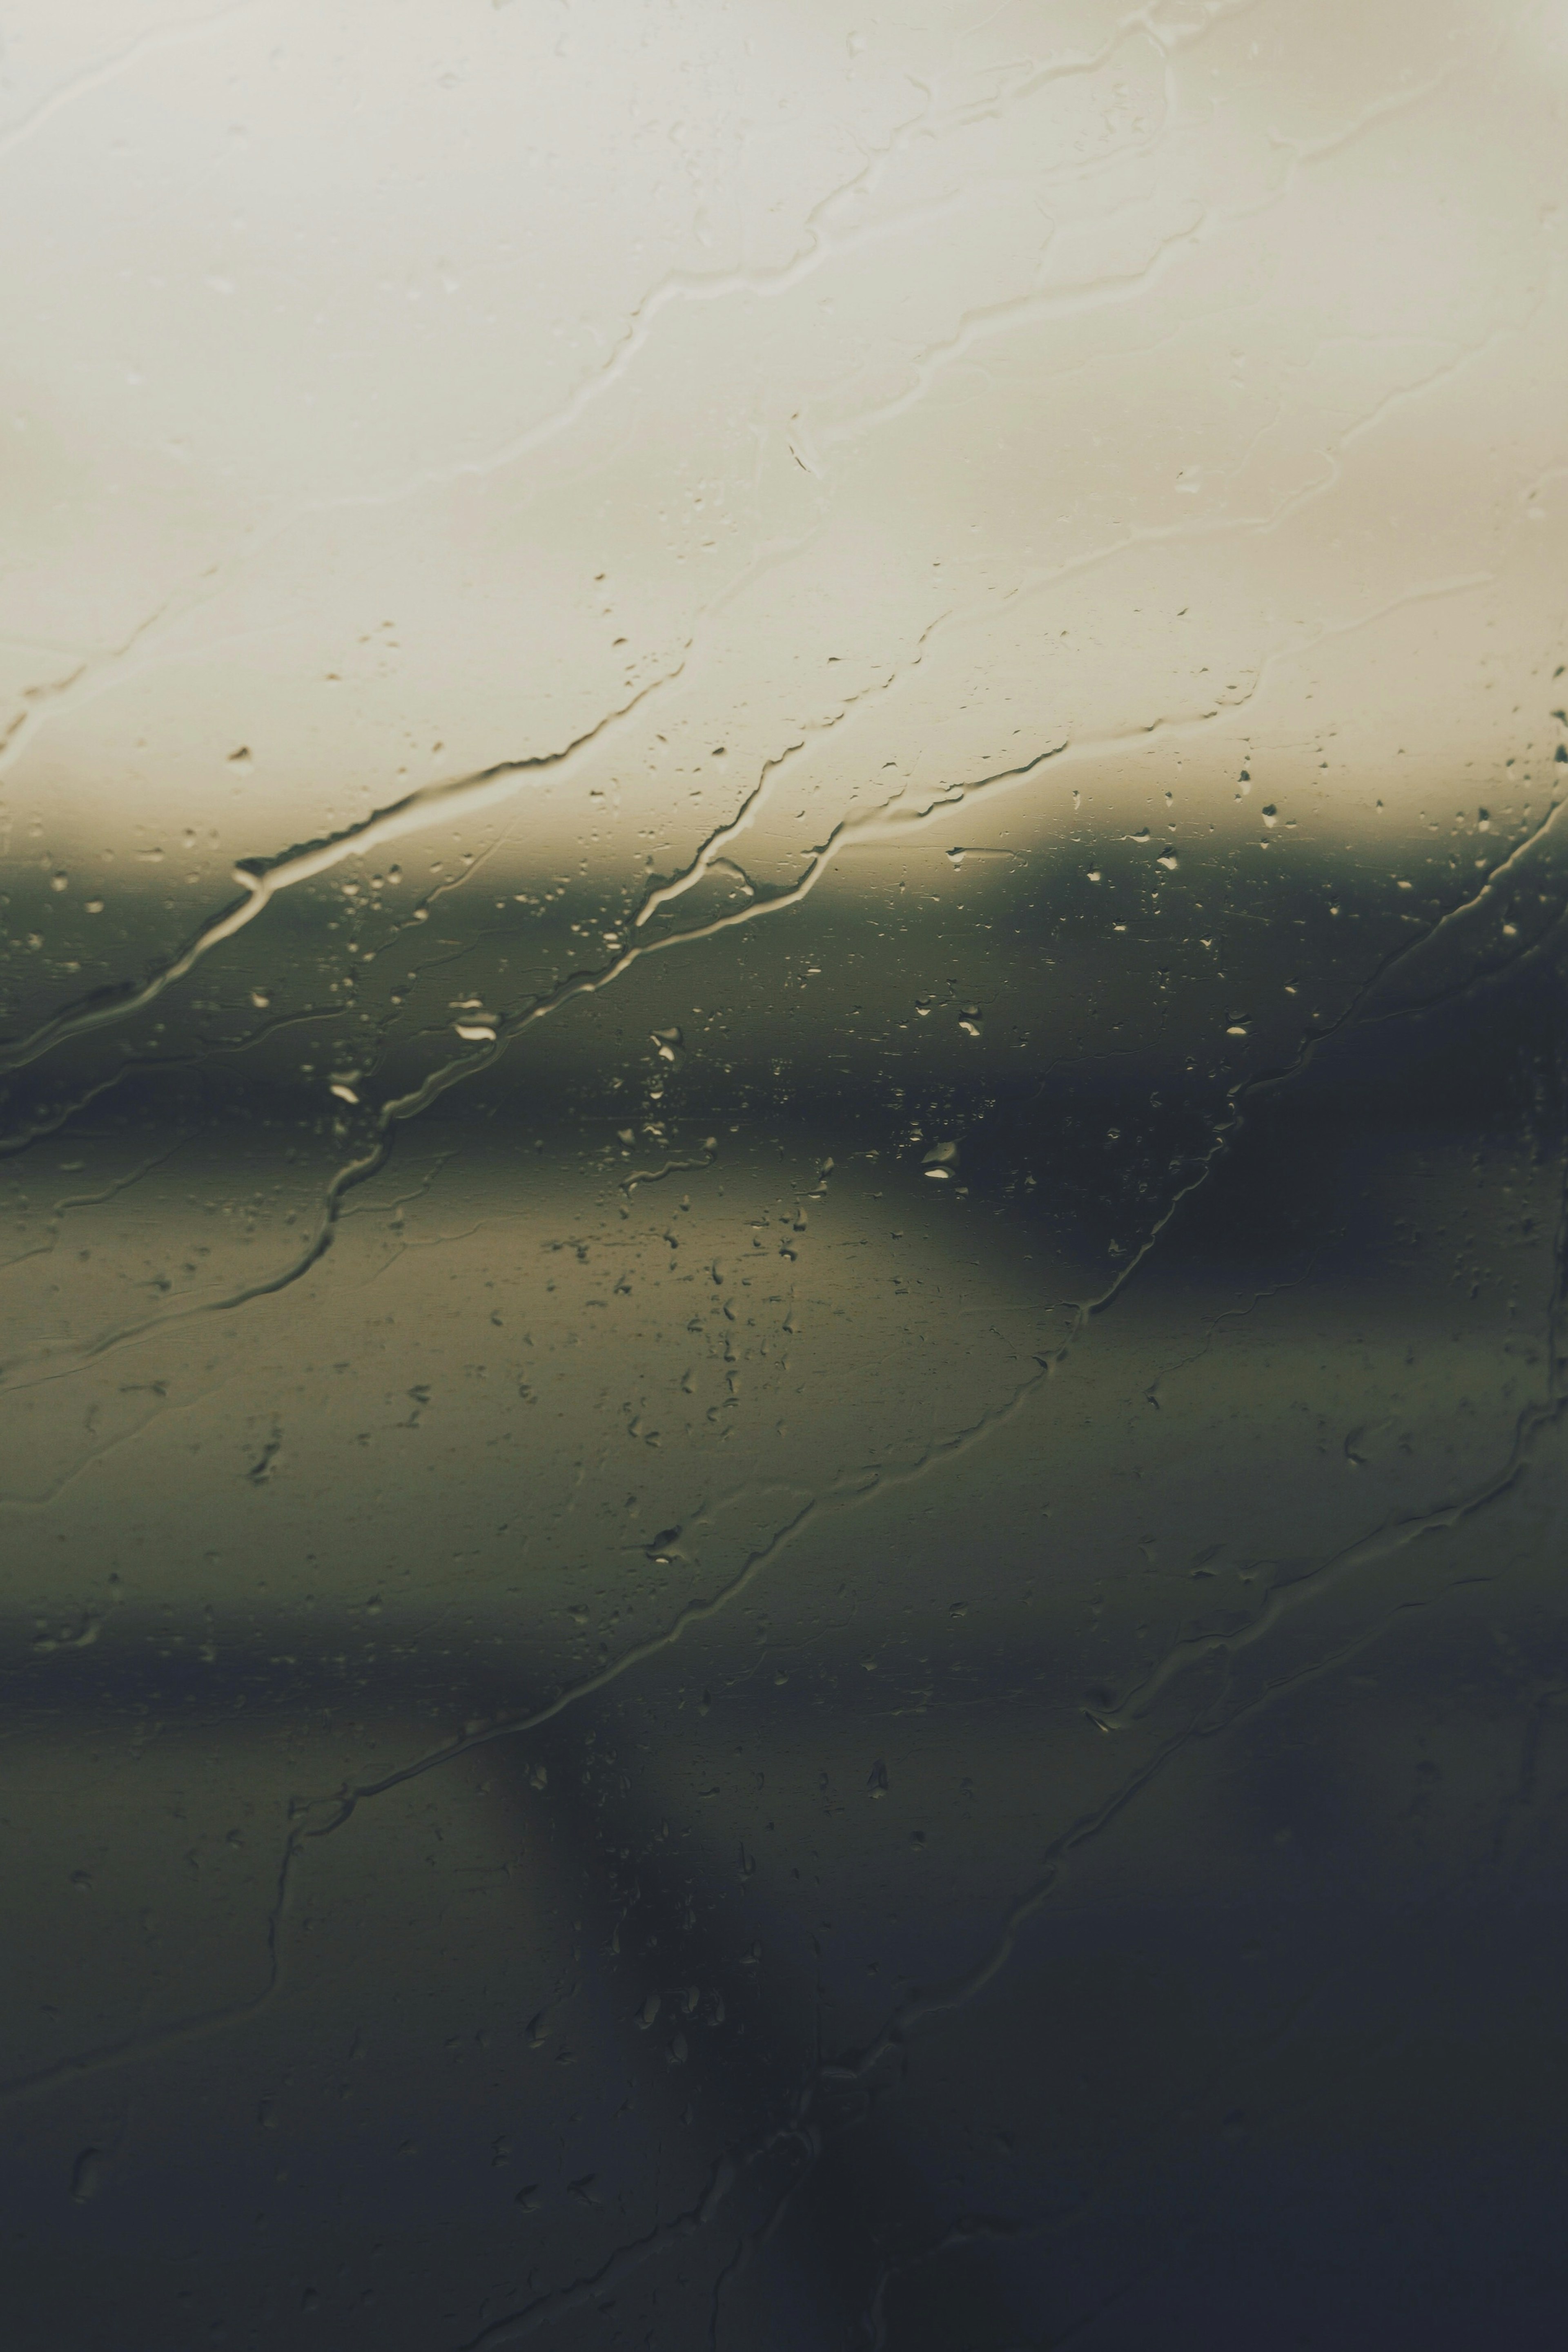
[2,821,1568,2350]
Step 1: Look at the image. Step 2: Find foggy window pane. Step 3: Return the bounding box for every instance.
[2,2,1567,2343]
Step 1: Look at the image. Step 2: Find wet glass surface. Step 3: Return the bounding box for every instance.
[4,3,1568,2344]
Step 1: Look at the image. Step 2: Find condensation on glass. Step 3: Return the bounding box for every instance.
[2,2,1567,2344]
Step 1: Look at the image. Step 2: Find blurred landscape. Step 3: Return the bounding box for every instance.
[4,0,1568,2343]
